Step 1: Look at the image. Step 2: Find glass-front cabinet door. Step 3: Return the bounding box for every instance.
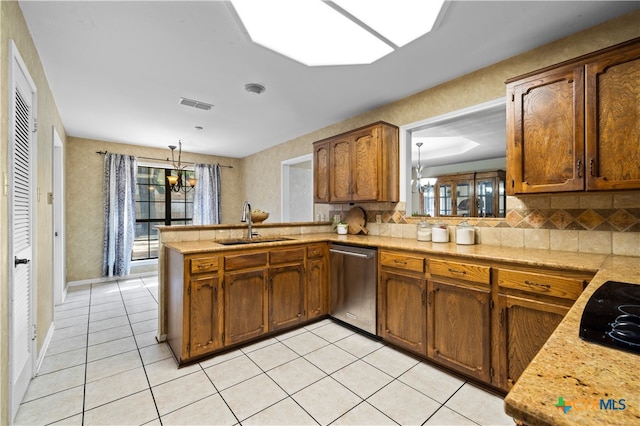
[475,171,506,217]
[435,173,475,217]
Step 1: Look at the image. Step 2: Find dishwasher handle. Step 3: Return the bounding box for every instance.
[329,248,373,259]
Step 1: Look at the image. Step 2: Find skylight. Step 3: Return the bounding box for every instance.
[230,0,445,66]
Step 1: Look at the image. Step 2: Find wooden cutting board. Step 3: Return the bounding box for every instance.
[345,206,368,234]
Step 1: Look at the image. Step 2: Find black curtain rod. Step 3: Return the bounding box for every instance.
[95,150,233,168]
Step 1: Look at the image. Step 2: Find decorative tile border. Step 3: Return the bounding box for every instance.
[327,202,640,232]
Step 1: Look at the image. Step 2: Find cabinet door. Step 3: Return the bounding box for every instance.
[189,275,223,358]
[269,264,306,331]
[224,269,267,345]
[506,65,585,194]
[378,270,427,355]
[330,136,352,202]
[497,294,568,391]
[351,126,379,201]
[307,257,328,319]
[585,42,640,190]
[428,279,491,382]
[313,141,330,202]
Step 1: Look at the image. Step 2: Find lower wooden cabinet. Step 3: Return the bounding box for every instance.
[188,275,224,358]
[307,244,329,319]
[496,294,568,390]
[224,269,268,345]
[427,279,492,383]
[269,264,306,331]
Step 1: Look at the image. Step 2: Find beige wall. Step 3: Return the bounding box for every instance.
[1,1,68,423]
[66,137,244,282]
[243,10,640,223]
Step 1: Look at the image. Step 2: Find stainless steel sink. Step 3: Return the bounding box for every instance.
[215,237,293,246]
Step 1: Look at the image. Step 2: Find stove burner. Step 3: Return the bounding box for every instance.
[580,281,640,355]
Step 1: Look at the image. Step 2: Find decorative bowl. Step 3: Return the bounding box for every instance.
[251,212,269,224]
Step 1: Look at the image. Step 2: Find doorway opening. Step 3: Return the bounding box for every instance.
[281,154,313,222]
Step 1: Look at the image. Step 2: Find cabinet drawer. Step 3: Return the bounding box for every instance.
[497,269,586,300]
[190,256,219,274]
[224,252,268,271]
[270,247,305,264]
[428,259,490,285]
[306,243,325,259]
[380,251,425,273]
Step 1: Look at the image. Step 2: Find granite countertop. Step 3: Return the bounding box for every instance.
[164,232,639,424]
[504,254,640,426]
[163,232,608,273]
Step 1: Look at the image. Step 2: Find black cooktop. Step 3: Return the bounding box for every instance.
[579,280,640,355]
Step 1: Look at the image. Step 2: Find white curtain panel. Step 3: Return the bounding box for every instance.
[192,163,221,225]
[102,153,137,277]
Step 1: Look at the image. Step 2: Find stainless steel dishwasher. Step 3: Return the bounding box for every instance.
[330,244,377,335]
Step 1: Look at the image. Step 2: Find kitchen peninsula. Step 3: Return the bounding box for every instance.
[158,222,639,425]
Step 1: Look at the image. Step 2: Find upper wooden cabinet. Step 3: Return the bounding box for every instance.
[506,37,640,195]
[313,121,399,203]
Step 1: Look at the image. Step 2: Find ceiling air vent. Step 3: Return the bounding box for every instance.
[179,97,213,111]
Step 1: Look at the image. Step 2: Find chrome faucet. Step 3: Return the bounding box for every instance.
[241,201,252,239]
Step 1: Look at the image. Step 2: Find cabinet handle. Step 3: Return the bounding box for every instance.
[576,159,582,178]
[394,259,407,265]
[499,308,504,327]
[589,158,595,177]
[448,268,466,275]
[421,289,425,306]
[524,280,551,290]
[427,290,432,306]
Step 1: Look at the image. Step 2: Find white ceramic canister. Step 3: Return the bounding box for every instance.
[417,222,432,241]
[456,221,475,245]
[432,223,448,243]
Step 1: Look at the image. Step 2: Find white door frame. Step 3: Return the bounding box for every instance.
[53,127,65,306]
[8,39,38,422]
[281,153,313,222]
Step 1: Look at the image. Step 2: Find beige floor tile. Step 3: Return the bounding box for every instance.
[55,306,89,321]
[304,344,357,374]
[246,342,299,371]
[56,299,89,311]
[331,360,393,399]
[282,331,330,355]
[14,386,84,425]
[398,361,465,403]
[126,302,158,314]
[128,309,158,324]
[367,380,440,425]
[221,374,287,421]
[87,336,137,362]
[198,348,243,369]
[55,314,89,329]
[362,345,419,377]
[131,318,157,335]
[90,300,126,313]
[204,354,262,390]
[425,406,477,425]
[85,349,142,383]
[274,326,308,341]
[135,330,162,348]
[139,342,172,365]
[333,401,396,425]
[23,365,85,402]
[83,389,158,425]
[90,294,124,306]
[89,307,128,322]
[38,347,86,374]
[293,376,361,425]
[89,314,130,333]
[152,370,217,415]
[304,318,333,330]
[145,357,201,387]
[267,357,326,394]
[88,324,133,347]
[46,335,87,356]
[240,337,279,353]
[243,397,317,425]
[445,383,514,426]
[84,366,149,410]
[334,332,384,358]
[161,394,237,425]
[49,413,83,425]
[311,321,355,343]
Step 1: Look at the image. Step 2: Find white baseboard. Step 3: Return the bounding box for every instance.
[66,270,158,288]
[35,322,55,375]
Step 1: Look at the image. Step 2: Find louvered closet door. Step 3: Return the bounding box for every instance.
[9,41,36,421]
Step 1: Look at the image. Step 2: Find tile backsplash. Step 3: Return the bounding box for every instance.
[322,190,640,256]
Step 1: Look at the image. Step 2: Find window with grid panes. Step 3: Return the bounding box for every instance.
[133,166,195,260]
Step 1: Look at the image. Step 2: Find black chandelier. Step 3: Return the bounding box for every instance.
[166,140,196,192]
